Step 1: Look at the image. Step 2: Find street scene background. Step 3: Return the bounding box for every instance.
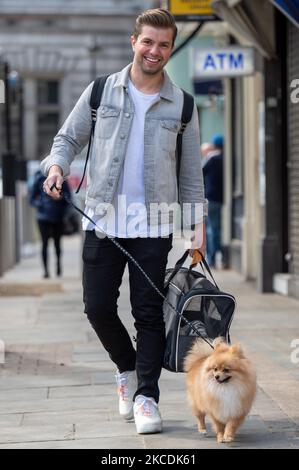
[0,0,299,449]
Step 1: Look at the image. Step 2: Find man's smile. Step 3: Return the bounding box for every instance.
[144,56,161,64]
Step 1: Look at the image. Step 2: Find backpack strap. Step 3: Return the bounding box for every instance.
[176,90,194,184]
[75,74,110,194]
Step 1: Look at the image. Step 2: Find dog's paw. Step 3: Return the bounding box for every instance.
[198,428,207,435]
[222,435,234,443]
[217,434,224,443]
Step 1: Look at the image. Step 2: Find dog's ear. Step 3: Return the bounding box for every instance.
[231,343,245,358]
[213,337,227,351]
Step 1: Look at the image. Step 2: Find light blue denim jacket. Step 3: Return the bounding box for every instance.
[41,63,207,227]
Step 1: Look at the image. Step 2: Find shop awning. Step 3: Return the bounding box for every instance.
[211,0,276,59]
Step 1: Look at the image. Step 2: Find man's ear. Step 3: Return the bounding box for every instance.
[130,35,136,51]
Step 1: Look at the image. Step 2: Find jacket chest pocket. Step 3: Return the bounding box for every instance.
[97,105,120,139]
[160,119,181,152]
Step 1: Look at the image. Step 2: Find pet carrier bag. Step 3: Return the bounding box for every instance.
[163,250,236,373]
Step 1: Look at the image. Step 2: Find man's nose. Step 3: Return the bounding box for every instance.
[149,44,160,55]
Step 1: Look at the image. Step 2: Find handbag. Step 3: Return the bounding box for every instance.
[163,250,236,373]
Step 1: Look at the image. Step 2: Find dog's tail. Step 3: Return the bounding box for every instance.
[183,337,226,372]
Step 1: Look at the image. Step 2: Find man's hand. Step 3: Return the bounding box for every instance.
[43,165,64,199]
[189,220,206,260]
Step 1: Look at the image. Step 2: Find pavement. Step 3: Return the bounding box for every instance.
[0,234,299,449]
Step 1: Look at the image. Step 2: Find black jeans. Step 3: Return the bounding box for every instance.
[82,230,173,403]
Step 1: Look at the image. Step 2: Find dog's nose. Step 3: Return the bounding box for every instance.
[215,375,220,380]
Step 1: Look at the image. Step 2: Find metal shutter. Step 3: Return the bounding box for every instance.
[288,22,299,276]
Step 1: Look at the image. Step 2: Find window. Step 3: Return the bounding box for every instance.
[231,78,244,241]
[37,80,59,105]
[36,79,60,158]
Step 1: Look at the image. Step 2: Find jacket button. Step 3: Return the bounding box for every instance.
[108,180,113,186]
[125,113,130,118]
[113,158,119,162]
[120,134,125,139]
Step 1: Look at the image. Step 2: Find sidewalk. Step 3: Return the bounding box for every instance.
[0,235,299,449]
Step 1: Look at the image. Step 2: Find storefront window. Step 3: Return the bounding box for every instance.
[36,79,60,158]
[231,77,244,241]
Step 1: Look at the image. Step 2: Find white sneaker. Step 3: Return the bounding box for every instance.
[134,395,162,434]
[115,370,137,421]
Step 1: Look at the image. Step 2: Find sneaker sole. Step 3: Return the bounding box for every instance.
[135,422,162,434]
[120,409,134,421]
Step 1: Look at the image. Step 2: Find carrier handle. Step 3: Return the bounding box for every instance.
[189,249,220,290]
[164,250,190,288]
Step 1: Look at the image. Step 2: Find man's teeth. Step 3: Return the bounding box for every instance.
[145,57,159,63]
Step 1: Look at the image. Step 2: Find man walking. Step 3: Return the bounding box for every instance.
[41,8,206,434]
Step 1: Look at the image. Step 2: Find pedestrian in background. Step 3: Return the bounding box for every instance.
[29,170,71,278]
[41,8,207,434]
[202,134,224,268]
[200,142,215,168]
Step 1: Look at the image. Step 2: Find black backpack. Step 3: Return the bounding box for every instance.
[75,75,194,193]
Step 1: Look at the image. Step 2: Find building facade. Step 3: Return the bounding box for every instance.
[211,0,299,298]
[0,0,155,274]
[0,0,154,162]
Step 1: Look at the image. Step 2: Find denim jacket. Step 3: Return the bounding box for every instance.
[40,63,207,227]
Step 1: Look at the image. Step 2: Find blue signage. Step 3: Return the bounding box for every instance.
[271,0,299,27]
[193,47,255,78]
[203,53,244,71]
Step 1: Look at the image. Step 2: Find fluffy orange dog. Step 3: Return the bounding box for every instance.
[184,338,256,443]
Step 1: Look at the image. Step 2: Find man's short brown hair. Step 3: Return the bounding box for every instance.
[133,8,177,47]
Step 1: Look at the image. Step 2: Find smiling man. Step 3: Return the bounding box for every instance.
[41,8,206,435]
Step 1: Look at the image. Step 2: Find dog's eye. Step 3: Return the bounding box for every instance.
[223,368,230,373]
[214,367,218,372]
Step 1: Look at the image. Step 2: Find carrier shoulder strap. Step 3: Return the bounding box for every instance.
[176,90,194,183]
[75,74,110,194]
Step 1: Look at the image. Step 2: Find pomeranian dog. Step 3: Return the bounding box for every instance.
[184,338,256,443]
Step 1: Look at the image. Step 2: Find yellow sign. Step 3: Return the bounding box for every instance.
[169,0,215,16]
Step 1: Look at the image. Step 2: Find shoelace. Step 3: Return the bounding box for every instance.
[135,398,156,417]
[116,375,129,401]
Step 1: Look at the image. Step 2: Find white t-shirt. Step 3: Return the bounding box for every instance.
[82,79,172,238]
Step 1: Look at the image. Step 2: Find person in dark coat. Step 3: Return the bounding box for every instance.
[29,170,71,278]
[202,134,224,267]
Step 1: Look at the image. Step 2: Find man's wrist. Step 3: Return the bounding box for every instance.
[48,164,63,176]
